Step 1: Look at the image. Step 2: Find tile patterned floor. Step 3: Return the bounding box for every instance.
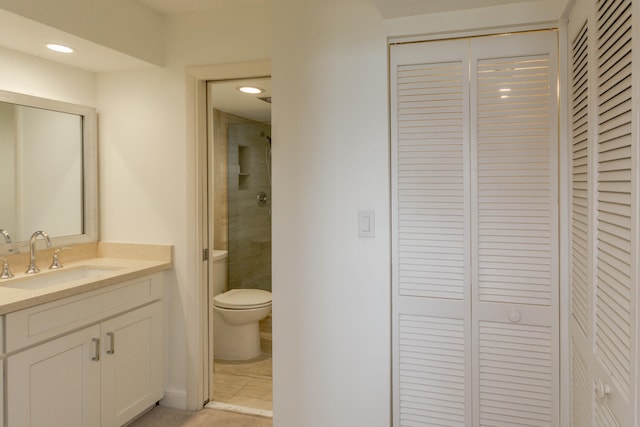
[213,354,273,411]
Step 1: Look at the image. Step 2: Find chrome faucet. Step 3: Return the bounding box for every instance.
[0,229,11,243]
[26,230,52,274]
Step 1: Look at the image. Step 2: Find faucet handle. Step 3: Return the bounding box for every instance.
[1,258,14,279]
[49,247,71,270]
[49,248,68,270]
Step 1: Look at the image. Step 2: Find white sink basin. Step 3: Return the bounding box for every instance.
[2,266,123,290]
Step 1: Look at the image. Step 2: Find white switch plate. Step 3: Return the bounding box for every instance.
[358,210,375,238]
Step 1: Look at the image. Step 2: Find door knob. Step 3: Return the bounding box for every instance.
[508,308,521,323]
[594,380,611,398]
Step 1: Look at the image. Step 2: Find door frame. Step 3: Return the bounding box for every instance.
[185,59,271,409]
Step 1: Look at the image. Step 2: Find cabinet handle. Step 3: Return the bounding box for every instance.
[107,332,115,354]
[91,338,100,361]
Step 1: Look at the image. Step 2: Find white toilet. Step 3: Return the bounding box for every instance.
[213,289,272,360]
[211,252,272,360]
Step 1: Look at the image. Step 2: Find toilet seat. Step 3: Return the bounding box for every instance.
[214,289,272,309]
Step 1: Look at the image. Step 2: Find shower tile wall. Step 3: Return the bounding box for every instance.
[213,109,271,292]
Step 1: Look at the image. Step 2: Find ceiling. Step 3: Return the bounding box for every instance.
[0,8,152,73]
[134,0,223,15]
[134,0,543,18]
[209,77,272,124]
[375,0,545,19]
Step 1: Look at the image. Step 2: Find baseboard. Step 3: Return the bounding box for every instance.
[160,387,188,409]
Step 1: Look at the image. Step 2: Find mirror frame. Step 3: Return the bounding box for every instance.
[0,89,98,255]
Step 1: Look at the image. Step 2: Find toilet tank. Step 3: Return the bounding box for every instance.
[211,250,228,296]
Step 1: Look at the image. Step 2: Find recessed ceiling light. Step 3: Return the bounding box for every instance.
[238,86,264,94]
[46,43,74,54]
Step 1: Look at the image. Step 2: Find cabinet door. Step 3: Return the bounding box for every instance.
[6,325,101,427]
[101,302,164,427]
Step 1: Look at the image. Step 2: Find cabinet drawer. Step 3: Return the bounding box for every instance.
[5,273,163,353]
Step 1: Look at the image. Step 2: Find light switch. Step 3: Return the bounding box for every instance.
[358,210,375,238]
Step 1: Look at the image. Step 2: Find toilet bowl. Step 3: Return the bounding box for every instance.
[213,288,272,360]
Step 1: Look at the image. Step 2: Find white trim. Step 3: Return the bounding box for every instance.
[205,401,273,418]
[184,70,204,411]
[558,17,571,427]
[632,0,640,421]
[388,21,559,45]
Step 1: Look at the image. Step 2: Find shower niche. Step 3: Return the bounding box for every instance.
[236,145,250,189]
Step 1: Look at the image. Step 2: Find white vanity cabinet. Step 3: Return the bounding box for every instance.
[7,325,102,427]
[100,301,163,427]
[3,273,164,427]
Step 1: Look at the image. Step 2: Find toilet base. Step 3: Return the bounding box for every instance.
[213,311,262,360]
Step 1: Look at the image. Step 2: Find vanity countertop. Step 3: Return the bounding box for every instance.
[0,243,172,315]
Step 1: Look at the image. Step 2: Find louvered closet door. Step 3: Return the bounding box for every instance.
[569,19,593,427]
[391,39,472,426]
[391,31,559,427]
[568,0,636,424]
[469,31,559,426]
[592,0,635,424]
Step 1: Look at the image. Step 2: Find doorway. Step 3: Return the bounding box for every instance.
[205,77,273,415]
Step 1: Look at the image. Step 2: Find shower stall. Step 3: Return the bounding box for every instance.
[227,123,271,292]
[213,117,272,293]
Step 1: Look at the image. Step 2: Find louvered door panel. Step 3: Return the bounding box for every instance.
[593,0,635,424]
[398,314,465,426]
[571,339,591,427]
[391,39,471,426]
[471,32,559,426]
[571,22,591,339]
[477,321,553,426]
[396,62,466,301]
[594,400,623,427]
[569,19,595,427]
[474,52,554,306]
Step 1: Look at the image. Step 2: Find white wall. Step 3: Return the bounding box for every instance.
[272,0,391,425]
[384,0,572,38]
[0,46,96,106]
[96,1,271,409]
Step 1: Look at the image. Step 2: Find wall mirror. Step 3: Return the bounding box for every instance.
[0,89,97,255]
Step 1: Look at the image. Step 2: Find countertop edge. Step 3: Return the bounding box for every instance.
[0,259,173,315]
